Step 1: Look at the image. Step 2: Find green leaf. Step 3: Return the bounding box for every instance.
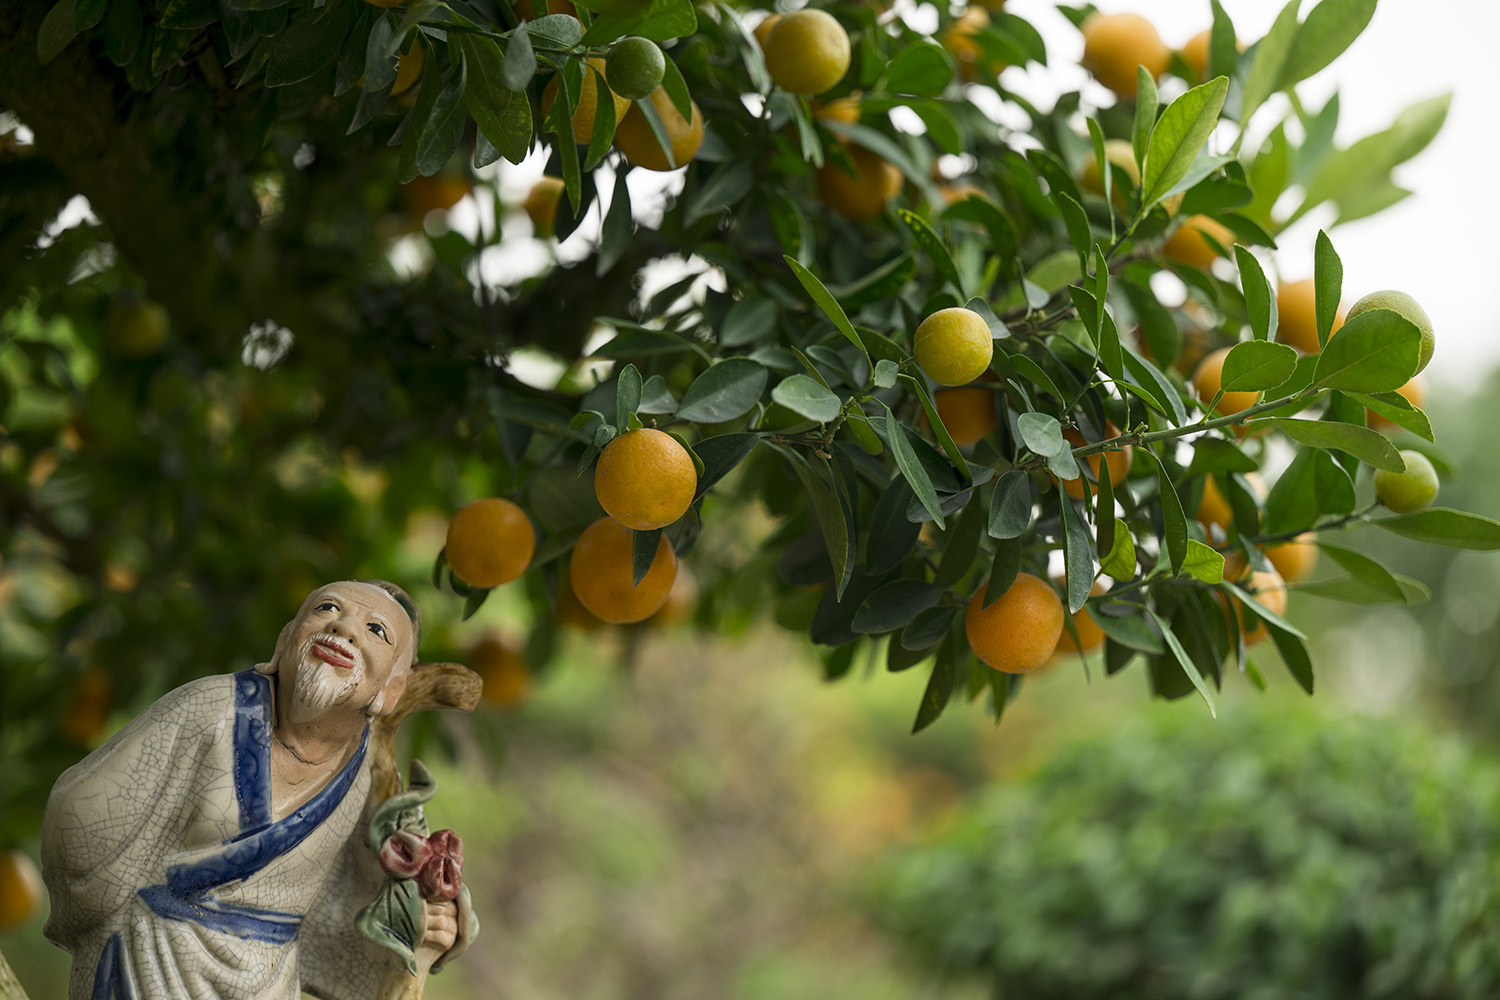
[1296,573,1430,606]
[1147,608,1216,717]
[692,433,760,498]
[1221,579,1306,638]
[1233,246,1276,341]
[462,36,513,142]
[984,536,1023,609]
[38,0,80,64]
[1122,347,1188,426]
[583,0,695,45]
[686,160,754,224]
[935,499,985,588]
[783,255,871,368]
[500,23,536,90]
[614,363,641,429]
[1265,418,1403,472]
[266,2,351,86]
[1056,193,1093,264]
[1131,66,1158,170]
[1207,0,1237,81]
[1314,229,1342,349]
[912,638,956,734]
[1312,311,1420,392]
[902,605,958,650]
[1094,603,1162,653]
[1140,77,1229,211]
[771,375,841,424]
[1017,412,1064,457]
[1007,352,1064,403]
[1279,0,1377,88]
[415,59,467,176]
[1267,623,1314,694]
[886,406,944,528]
[155,0,214,29]
[631,527,662,586]
[1238,0,1300,130]
[788,453,853,599]
[525,13,585,48]
[1181,539,1225,584]
[1316,542,1406,603]
[868,478,921,574]
[674,359,768,423]
[1372,508,1500,551]
[396,55,443,183]
[896,209,963,295]
[854,580,943,634]
[1146,452,1187,575]
[583,64,618,172]
[988,469,1032,540]
[1059,498,1094,614]
[883,40,952,95]
[1351,391,1433,442]
[873,360,899,388]
[1220,340,1296,392]
[597,167,632,273]
[901,375,970,483]
[1099,519,1136,580]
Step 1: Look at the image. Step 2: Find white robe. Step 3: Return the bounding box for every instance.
[42,670,395,1000]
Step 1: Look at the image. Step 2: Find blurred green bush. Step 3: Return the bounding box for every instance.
[872,703,1500,999]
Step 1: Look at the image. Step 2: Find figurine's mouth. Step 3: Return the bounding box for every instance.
[311,638,356,670]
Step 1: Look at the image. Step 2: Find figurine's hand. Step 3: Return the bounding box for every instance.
[414,899,459,971]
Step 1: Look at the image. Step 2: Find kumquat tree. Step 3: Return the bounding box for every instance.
[2,0,1495,865]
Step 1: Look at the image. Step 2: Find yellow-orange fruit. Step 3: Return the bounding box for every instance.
[966,573,1066,674]
[763,9,852,96]
[1192,346,1260,419]
[400,174,471,218]
[523,176,565,238]
[1163,215,1234,269]
[593,428,698,530]
[61,669,113,747]
[933,386,998,448]
[1196,471,1265,538]
[942,7,998,82]
[1275,278,1346,354]
[0,851,43,930]
[542,58,632,145]
[391,44,425,96]
[815,145,902,221]
[446,498,536,588]
[1266,532,1319,584]
[812,94,862,125]
[614,87,704,171]
[649,563,698,626]
[569,517,678,624]
[1059,423,1131,500]
[470,636,530,708]
[1052,581,1108,658]
[753,13,782,49]
[1080,12,1170,97]
[1234,569,1286,646]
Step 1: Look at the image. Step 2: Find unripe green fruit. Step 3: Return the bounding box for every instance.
[606,38,666,102]
[1345,289,1435,375]
[1374,450,1438,514]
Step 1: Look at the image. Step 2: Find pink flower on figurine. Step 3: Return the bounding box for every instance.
[418,829,463,902]
[378,829,432,879]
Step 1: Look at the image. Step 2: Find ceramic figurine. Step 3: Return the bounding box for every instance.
[40,580,481,1000]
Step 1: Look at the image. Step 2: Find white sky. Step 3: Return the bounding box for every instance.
[1009,0,1499,391]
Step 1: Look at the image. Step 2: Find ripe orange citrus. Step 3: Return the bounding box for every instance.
[1059,422,1131,500]
[942,8,998,82]
[569,517,679,624]
[815,145,902,221]
[61,668,113,747]
[1196,471,1264,538]
[391,44,425,96]
[937,181,984,206]
[812,94,862,125]
[606,37,666,101]
[933,385,998,447]
[0,850,43,929]
[1192,346,1260,419]
[445,498,536,589]
[400,173,470,219]
[915,307,994,386]
[752,13,782,49]
[1052,580,1107,658]
[594,428,698,530]
[1231,568,1286,646]
[649,562,698,626]
[1274,278,1346,354]
[966,573,1066,674]
[542,58,633,145]
[1079,138,1183,215]
[1367,375,1426,429]
[1266,531,1319,583]
[763,9,851,96]
[1374,449,1438,513]
[523,177,565,238]
[1080,12,1170,97]
[470,636,530,709]
[614,87,704,171]
[556,565,609,630]
[1163,214,1233,269]
[1345,289,1435,375]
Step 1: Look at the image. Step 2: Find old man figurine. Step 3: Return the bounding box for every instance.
[41,580,471,999]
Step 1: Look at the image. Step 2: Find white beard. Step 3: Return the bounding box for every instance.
[291,637,362,717]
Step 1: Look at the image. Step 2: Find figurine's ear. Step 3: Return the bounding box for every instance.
[255,620,298,676]
[368,670,409,718]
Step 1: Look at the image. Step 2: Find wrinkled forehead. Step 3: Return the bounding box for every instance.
[297,581,410,636]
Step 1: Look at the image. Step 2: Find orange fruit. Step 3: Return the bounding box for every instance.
[937,182,984,206]
[914,307,994,386]
[1052,580,1107,658]
[569,517,678,624]
[1079,137,1183,216]
[614,87,704,171]
[933,385,998,447]
[470,636,530,708]
[0,850,43,930]
[1080,12,1170,97]
[594,428,698,530]
[523,177,565,238]
[752,13,782,49]
[1163,214,1233,269]
[1059,422,1131,500]
[1275,278,1345,354]
[1195,470,1265,538]
[1367,375,1426,429]
[649,563,698,626]
[1266,532,1319,584]
[61,668,113,747]
[400,173,471,219]
[763,9,851,96]
[1192,346,1260,420]
[813,94,862,125]
[1230,568,1286,646]
[445,498,536,589]
[815,144,902,221]
[542,58,632,145]
[556,565,609,630]
[966,573,1066,674]
[942,8,998,82]
[391,44,425,96]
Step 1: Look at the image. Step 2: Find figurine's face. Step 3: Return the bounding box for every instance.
[282,582,413,720]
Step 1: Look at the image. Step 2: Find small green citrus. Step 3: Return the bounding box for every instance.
[914,308,994,386]
[1345,289,1435,375]
[1374,450,1438,514]
[606,37,666,101]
